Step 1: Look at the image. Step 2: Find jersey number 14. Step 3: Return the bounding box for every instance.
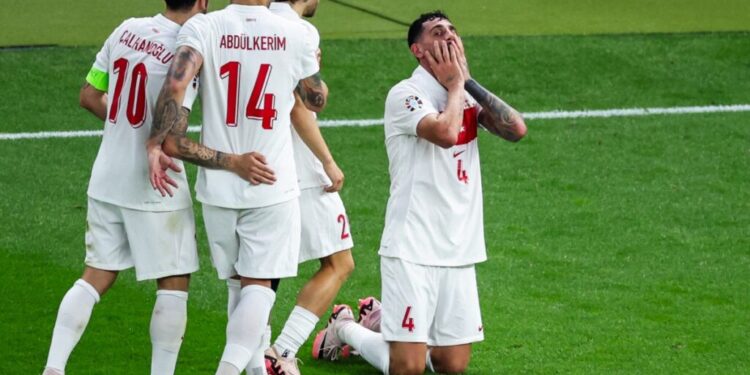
[220,62,278,129]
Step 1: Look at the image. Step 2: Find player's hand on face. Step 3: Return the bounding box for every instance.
[426,40,464,91]
[148,146,182,197]
[235,152,276,185]
[451,36,471,81]
[322,160,344,193]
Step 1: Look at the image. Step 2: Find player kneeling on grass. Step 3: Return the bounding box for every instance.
[311,10,527,375]
[41,1,208,375]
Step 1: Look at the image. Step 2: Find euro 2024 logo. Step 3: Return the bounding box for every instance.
[405,95,423,112]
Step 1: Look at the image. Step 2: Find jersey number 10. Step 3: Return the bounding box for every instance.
[109,58,148,127]
[220,62,278,129]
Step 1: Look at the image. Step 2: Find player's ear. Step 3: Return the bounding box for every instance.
[195,0,208,13]
[410,43,423,59]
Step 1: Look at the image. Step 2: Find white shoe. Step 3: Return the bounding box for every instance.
[311,305,353,361]
[264,346,301,375]
[357,296,382,333]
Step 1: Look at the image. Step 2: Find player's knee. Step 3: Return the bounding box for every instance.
[433,361,469,374]
[390,355,426,375]
[322,251,355,281]
[337,253,355,280]
[432,354,470,374]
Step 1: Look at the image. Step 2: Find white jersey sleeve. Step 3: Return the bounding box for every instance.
[299,17,320,51]
[182,75,200,110]
[384,82,439,138]
[294,24,319,82]
[176,14,208,57]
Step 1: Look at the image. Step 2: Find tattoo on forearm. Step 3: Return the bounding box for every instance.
[464,79,523,141]
[297,73,325,109]
[150,95,183,145]
[149,47,199,145]
[174,137,231,170]
[169,48,198,81]
[159,103,231,170]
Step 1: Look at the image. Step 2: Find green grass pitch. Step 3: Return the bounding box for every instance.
[1,1,749,374]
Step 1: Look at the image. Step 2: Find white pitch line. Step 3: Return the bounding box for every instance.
[522,104,750,120]
[2,104,749,140]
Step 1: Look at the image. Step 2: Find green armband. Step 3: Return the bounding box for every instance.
[85,67,109,91]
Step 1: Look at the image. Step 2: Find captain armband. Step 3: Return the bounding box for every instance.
[85,67,109,91]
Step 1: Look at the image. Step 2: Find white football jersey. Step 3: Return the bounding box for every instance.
[380,66,487,267]
[87,14,192,212]
[177,5,319,208]
[269,2,331,189]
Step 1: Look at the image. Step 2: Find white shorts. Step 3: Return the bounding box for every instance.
[380,256,484,347]
[84,197,199,281]
[202,199,300,280]
[298,188,354,263]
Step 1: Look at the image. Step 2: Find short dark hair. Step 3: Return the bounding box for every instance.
[407,10,450,47]
[165,0,198,11]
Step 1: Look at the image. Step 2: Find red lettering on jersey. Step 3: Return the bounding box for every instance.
[117,30,172,65]
[220,35,287,51]
[456,105,478,146]
[161,52,174,65]
[401,306,415,332]
[457,159,469,184]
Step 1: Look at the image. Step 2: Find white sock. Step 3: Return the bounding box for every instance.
[426,349,435,373]
[339,322,390,374]
[247,325,272,372]
[150,290,188,375]
[45,279,100,372]
[264,324,272,350]
[219,285,276,372]
[215,361,240,375]
[226,279,241,316]
[274,305,319,358]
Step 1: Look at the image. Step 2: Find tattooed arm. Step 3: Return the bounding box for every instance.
[465,79,527,142]
[160,110,277,186]
[146,45,202,196]
[147,46,202,149]
[79,83,107,121]
[146,46,276,195]
[295,72,328,113]
[451,36,526,142]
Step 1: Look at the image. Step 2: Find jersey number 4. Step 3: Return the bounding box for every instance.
[221,62,277,129]
[402,306,415,332]
[109,58,148,127]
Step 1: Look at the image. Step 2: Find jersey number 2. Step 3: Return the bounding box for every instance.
[337,214,350,240]
[109,58,148,127]
[220,62,277,129]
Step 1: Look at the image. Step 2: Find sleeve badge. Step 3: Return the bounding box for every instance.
[405,95,423,112]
